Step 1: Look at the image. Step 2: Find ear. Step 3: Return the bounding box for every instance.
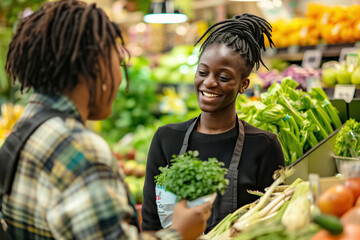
[239,78,250,94]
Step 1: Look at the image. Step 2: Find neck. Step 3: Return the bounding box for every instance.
[63,79,90,124]
[197,111,237,134]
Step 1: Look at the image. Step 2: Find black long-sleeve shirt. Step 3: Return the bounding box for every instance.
[141,118,285,231]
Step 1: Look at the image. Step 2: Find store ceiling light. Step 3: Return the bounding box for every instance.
[143,0,188,24]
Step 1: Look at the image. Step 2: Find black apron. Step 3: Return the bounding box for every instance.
[178,116,245,232]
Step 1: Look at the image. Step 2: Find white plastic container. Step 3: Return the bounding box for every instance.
[333,155,360,178]
[155,185,217,228]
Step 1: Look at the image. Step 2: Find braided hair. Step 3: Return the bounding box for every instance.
[195,13,275,76]
[5,0,129,104]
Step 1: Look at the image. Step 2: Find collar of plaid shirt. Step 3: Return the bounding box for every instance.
[27,92,81,119]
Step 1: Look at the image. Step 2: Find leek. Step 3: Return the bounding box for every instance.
[232,168,295,231]
[281,182,311,232]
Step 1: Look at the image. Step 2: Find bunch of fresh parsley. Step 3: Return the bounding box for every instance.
[155,150,229,201]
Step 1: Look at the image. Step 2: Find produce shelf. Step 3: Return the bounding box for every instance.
[325,88,360,100]
[286,127,341,184]
[264,42,360,62]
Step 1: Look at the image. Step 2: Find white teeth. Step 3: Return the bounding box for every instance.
[202,92,219,97]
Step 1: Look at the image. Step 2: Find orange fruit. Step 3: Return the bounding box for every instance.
[318,184,355,217]
[311,224,360,240]
[344,178,360,201]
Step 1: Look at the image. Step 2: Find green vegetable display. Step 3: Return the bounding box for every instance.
[155,150,228,201]
[101,56,158,144]
[334,118,360,158]
[151,45,199,84]
[203,169,323,240]
[236,77,342,165]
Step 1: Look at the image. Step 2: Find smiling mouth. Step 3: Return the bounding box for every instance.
[201,91,220,98]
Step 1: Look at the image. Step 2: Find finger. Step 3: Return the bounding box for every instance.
[204,208,211,219]
[195,201,211,211]
[176,199,187,207]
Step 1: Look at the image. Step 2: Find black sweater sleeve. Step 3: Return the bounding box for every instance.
[141,130,165,231]
[256,134,285,191]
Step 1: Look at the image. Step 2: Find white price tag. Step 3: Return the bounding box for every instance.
[306,76,322,92]
[339,47,359,62]
[334,84,356,103]
[346,53,359,73]
[302,50,322,69]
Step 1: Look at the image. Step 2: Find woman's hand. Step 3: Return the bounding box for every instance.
[170,200,212,240]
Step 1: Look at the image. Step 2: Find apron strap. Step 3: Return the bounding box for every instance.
[179,118,198,155]
[229,118,245,170]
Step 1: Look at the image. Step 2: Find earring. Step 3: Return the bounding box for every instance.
[102,84,107,92]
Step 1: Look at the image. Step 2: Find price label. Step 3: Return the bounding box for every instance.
[346,53,359,73]
[339,47,359,62]
[302,49,322,69]
[334,84,356,103]
[306,76,322,92]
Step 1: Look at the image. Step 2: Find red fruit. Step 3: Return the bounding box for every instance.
[311,224,360,240]
[356,197,360,207]
[126,148,136,160]
[113,152,122,160]
[341,207,360,225]
[134,164,146,178]
[344,178,360,202]
[118,160,125,170]
[124,160,137,176]
[318,184,355,217]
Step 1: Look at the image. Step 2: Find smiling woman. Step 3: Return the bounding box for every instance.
[195,44,249,123]
[142,13,285,233]
[0,0,212,239]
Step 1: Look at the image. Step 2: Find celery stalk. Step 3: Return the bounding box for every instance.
[313,102,333,134]
[306,110,328,140]
[311,87,342,129]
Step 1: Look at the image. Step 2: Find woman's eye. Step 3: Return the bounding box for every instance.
[198,71,208,77]
[219,75,230,81]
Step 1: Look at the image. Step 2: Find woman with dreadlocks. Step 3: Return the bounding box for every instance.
[0,0,212,239]
[142,13,285,233]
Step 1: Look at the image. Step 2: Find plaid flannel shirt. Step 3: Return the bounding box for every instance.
[1,93,181,240]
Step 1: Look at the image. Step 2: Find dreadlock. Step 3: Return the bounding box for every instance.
[5,0,129,105]
[195,13,275,76]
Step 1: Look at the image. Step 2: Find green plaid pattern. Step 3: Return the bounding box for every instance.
[1,93,180,240]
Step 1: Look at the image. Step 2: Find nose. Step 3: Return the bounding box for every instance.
[203,74,218,88]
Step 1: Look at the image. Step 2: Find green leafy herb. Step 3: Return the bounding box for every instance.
[335,119,360,157]
[155,150,229,201]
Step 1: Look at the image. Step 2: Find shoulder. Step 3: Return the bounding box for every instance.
[26,117,116,189]
[242,120,277,143]
[71,121,114,164]
[155,118,196,136]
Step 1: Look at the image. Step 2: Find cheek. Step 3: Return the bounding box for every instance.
[194,75,201,88]
[111,67,122,97]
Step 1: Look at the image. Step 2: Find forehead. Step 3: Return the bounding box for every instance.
[199,44,248,73]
